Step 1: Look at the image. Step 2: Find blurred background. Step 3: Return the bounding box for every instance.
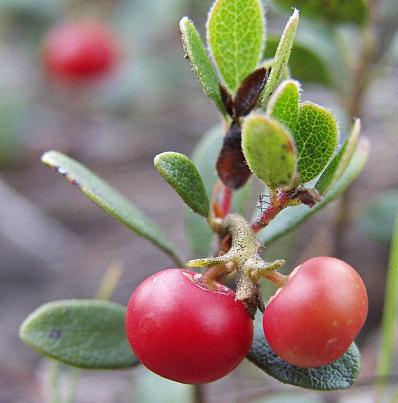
[0,0,397,402]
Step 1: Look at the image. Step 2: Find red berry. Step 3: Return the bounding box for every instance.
[43,21,119,81]
[263,257,368,368]
[125,269,253,384]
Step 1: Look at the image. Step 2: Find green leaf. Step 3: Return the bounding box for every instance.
[19,299,138,369]
[258,139,369,245]
[42,151,182,264]
[295,102,339,184]
[265,36,331,85]
[242,115,296,189]
[316,119,360,194]
[359,190,398,244]
[207,0,265,92]
[248,324,361,391]
[272,0,367,25]
[267,79,300,133]
[180,17,225,116]
[260,9,299,105]
[154,152,210,217]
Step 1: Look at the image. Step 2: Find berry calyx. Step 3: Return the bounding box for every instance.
[125,268,253,384]
[263,256,368,368]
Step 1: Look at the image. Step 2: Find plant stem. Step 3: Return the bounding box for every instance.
[376,213,398,400]
[221,186,233,217]
[192,384,205,403]
[251,190,291,233]
[49,360,62,403]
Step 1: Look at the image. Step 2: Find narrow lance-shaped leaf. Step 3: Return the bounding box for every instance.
[19,300,138,369]
[242,115,296,189]
[267,79,300,133]
[316,119,360,194]
[180,17,226,116]
[258,139,369,245]
[154,152,210,217]
[42,151,182,264]
[207,0,265,92]
[260,9,299,106]
[265,36,331,85]
[248,324,361,391]
[272,0,367,25]
[295,102,339,184]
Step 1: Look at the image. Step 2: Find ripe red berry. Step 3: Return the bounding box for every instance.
[125,269,253,384]
[263,257,368,368]
[43,21,119,81]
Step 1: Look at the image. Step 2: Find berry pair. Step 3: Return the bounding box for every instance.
[125,257,368,384]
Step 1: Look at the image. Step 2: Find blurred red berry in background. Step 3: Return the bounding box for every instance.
[43,21,119,81]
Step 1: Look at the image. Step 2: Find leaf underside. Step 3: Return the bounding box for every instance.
[258,139,369,245]
[242,115,296,188]
[267,79,300,133]
[316,119,360,194]
[42,151,181,263]
[154,151,210,217]
[207,0,265,92]
[19,299,138,369]
[180,17,226,115]
[260,9,299,105]
[248,324,361,391]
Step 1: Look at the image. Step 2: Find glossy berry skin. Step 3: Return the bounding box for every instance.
[43,21,118,81]
[263,257,368,368]
[125,269,253,384]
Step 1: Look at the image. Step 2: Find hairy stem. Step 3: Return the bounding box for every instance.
[193,384,205,403]
[251,190,292,233]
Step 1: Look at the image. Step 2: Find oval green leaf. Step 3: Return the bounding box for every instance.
[42,151,182,265]
[295,102,339,184]
[19,299,138,369]
[272,0,367,25]
[242,115,297,189]
[265,36,331,85]
[154,151,210,217]
[316,119,360,194]
[258,139,369,245]
[248,324,361,391]
[267,79,300,133]
[207,0,265,92]
[260,9,299,106]
[180,17,225,116]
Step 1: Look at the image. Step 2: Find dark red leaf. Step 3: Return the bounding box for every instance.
[289,188,322,207]
[234,67,269,117]
[219,85,234,117]
[216,123,251,189]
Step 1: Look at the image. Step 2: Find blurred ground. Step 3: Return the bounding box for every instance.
[0,1,397,402]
